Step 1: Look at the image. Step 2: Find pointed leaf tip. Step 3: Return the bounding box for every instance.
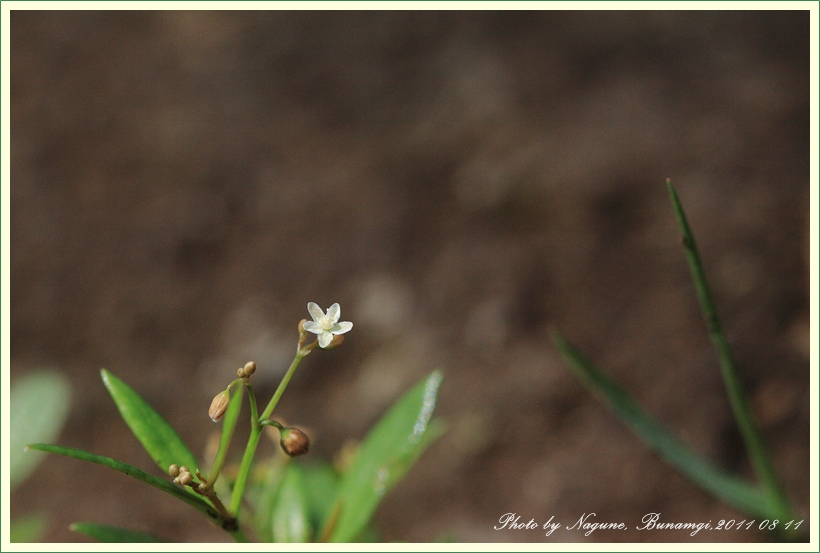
[100,370,199,482]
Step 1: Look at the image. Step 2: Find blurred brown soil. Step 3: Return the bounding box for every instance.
[10,10,810,543]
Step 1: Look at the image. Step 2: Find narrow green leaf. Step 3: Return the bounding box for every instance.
[667,180,793,522]
[327,370,445,542]
[70,522,166,542]
[552,332,772,519]
[271,463,312,543]
[11,370,71,490]
[10,514,48,543]
[25,443,227,527]
[100,369,199,477]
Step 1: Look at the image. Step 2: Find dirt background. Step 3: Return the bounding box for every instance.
[10,10,811,543]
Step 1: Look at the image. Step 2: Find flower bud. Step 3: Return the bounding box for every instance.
[243,361,256,376]
[209,390,231,422]
[173,465,193,485]
[279,427,310,457]
[176,471,193,486]
[237,367,245,378]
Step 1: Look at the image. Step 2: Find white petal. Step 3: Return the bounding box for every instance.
[302,321,322,334]
[326,303,341,324]
[318,331,333,348]
[307,302,324,322]
[332,321,353,334]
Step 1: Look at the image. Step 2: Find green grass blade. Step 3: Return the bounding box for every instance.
[100,369,199,477]
[25,443,225,526]
[70,522,167,542]
[11,370,71,490]
[666,180,792,521]
[551,332,773,519]
[326,370,445,542]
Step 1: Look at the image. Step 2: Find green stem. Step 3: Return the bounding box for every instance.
[228,347,312,518]
[261,346,312,421]
[667,179,793,521]
[203,385,243,493]
[229,382,260,516]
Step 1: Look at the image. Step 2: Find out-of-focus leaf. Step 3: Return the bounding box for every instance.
[70,522,166,542]
[11,370,71,490]
[25,444,226,526]
[9,514,48,542]
[100,369,199,482]
[271,463,312,543]
[303,462,340,529]
[252,457,285,543]
[327,370,445,542]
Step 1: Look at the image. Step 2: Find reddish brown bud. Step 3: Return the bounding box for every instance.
[209,391,231,422]
[279,428,310,457]
[243,361,256,376]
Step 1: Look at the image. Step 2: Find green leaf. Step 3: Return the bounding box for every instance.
[11,370,71,490]
[70,522,166,542]
[10,514,48,542]
[271,463,312,543]
[100,369,199,478]
[251,457,285,543]
[327,370,445,542]
[25,443,229,528]
[302,462,340,530]
[551,332,772,519]
[667,180,794,523]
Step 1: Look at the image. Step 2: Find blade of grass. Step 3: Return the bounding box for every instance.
[551,332,772,519]
[666,180,793,521]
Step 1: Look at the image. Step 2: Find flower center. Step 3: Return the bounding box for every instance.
[319,316,334,331]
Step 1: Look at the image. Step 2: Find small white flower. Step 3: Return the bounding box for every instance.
[303,302,353,348]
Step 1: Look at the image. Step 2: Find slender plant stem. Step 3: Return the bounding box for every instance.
[228,347,312,518]
[261,346,312,421]
[203,384,243,493]
[667,179,793,521]
[229,382,260,516]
